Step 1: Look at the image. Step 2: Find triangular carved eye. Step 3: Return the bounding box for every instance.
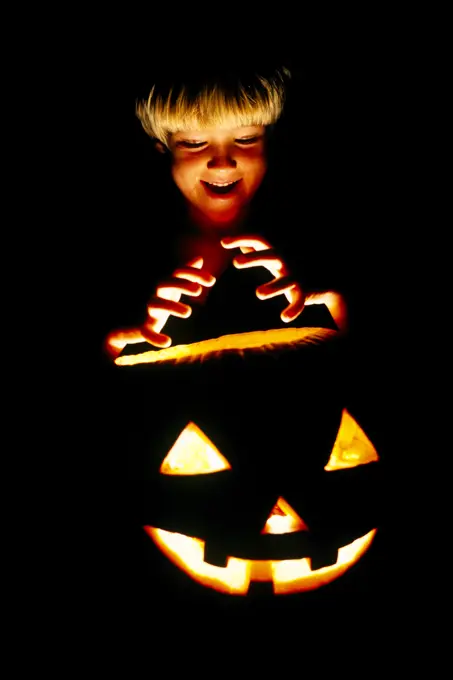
[160,422,232,475]
[324,409,379,471]
[261,497,309,535]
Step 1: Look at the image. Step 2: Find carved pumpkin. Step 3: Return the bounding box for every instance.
[145,409,378,595]
[115,318,381,597]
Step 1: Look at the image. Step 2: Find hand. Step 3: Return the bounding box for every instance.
[221,235,305,322]
[104,257,216,359]
[221,235,348,331]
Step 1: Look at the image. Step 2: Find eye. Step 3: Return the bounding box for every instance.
[176,141,207,149]
[235,136,261,145]
[160,422,232,475]
[324,409,379,471]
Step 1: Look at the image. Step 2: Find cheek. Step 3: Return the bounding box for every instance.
[171,159,202,196]
[241,153,267,191]
[245,163,267,196]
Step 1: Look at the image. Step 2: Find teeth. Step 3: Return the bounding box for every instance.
[209,181,236,187]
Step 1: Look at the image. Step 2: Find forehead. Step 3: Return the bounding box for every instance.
[171,125,265,141]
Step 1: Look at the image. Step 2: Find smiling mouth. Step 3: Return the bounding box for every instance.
[201,179,242,196]
[145,526,377,595]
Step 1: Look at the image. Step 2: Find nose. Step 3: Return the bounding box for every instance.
[207,145,237,170]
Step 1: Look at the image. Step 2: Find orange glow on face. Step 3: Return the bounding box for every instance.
[170,126,267,227]
[145,526,377,595]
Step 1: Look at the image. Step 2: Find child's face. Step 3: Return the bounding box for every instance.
[168,125,267,227]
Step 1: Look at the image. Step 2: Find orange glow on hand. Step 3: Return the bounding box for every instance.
[221,235,305,322]
[305,291,348,333]
[147,257,215,336]
[104,257,216,358]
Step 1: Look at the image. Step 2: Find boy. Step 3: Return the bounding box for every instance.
[105,63,346,358]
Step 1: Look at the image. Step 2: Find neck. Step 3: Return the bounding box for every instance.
[187,205,249,239]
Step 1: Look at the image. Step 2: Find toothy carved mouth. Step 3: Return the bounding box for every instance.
[146,526,377,595]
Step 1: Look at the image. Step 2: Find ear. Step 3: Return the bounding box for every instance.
[154,140,168,154]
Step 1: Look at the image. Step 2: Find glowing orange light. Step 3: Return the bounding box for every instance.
[324,409,379,471]
[146,526,377,595]
[146,420,379,595]
[160,422,231,475]
[105,256,215,358]
[261,497,309,535]
[107,234,348,359]
[115,327,337,366]
[222,236,297,317]
[221,236,347,328]
[151,257,210,334]
[109,233,373,596]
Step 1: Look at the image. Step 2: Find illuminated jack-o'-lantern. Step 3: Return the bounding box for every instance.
[109,237,381,596]
[114,322,381,597]
[145,410,378,595]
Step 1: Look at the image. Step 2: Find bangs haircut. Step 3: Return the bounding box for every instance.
[136,66,291,147]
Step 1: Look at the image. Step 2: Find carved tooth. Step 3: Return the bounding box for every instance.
[310,544,339,571]
[203,543,229,568]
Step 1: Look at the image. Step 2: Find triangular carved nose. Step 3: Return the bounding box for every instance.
[261,497,309,535]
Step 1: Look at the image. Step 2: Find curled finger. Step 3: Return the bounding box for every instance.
[281,288,306,323]
[172,266,216,287]
[147,297,192,319]
[141,322,172,348]
[156,278,202,298]
[232,251,287,279]
[104,328,147,359]
[256,276,297,300]
[221,235,272,252]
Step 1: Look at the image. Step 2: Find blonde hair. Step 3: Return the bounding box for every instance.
[136,66,291,147]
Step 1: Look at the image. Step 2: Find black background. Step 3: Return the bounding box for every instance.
[43,25,428,666]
